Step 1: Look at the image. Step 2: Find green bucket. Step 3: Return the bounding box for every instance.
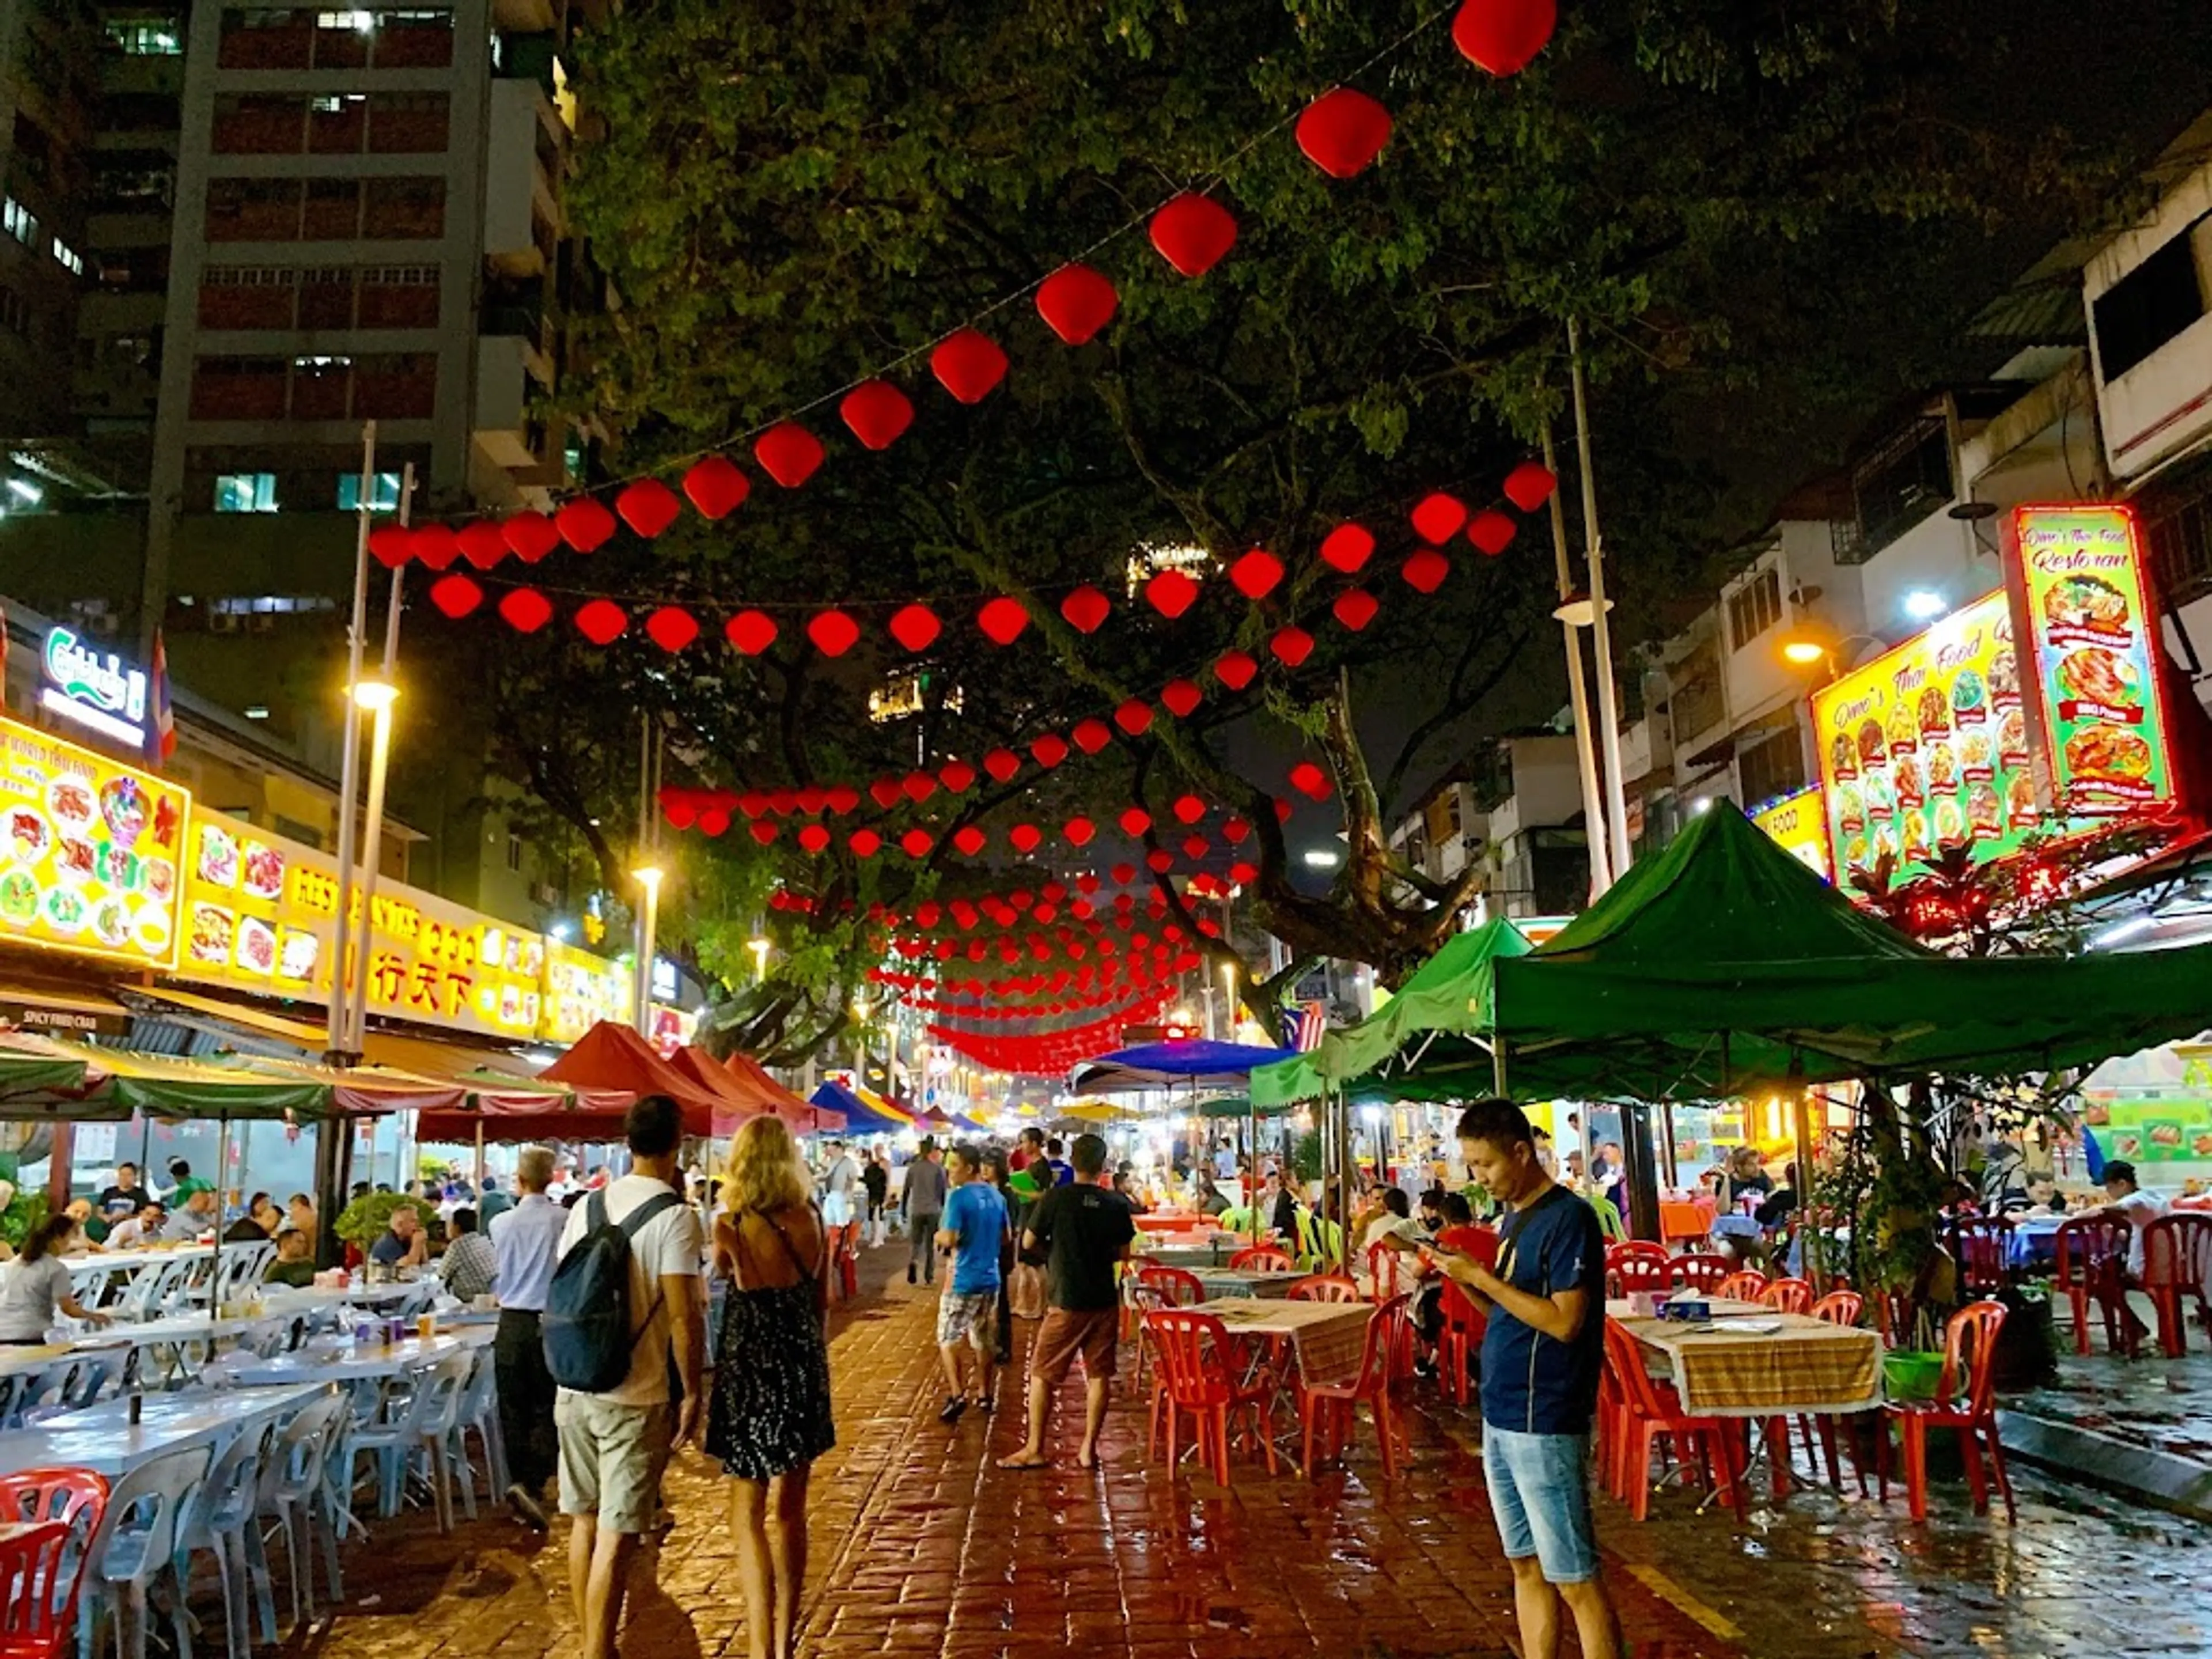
[1883,1350,1945,1403]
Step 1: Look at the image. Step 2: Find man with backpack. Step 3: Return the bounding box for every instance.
[545,1096,705,1659]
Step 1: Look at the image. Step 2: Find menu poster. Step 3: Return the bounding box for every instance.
[2008,504,2176,820]
[1809,590,2041,888]
[543,939,635,1044]
[1749,786,1835,883]
[2081,1097,2212,1166]
[0,711,188,968]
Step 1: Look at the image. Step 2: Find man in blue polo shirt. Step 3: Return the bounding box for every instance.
[933,1144,1009,1423]
[1434,1098,1620,1659]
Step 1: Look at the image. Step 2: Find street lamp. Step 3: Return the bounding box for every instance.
[1219,958,1239,1037]
[748,935,771,982]
[631,865,664,1039]
[344,679,399,1052]
[1778,631,1884,681]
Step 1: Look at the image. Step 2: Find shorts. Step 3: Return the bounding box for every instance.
[1482,1426,1599,1584]
[555,1393,673,1535]
[937,1290,998,1353]
[1029,1307,1119,1384]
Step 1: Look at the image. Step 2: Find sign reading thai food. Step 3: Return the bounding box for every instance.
[1809,590,2040,887]
[2008,504,2176,819]
[0,710,187,968]
[1748,786,1834,884]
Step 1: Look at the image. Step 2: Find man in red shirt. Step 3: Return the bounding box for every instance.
[1009,1127,1046,1176]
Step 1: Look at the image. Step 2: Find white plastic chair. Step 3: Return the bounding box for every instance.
[78,1444,210,1659]
[449,1346,507,1512]
[254,1393,349,1631]
[173,1419,276,1659]
[121,1255,196,1319]
[343,1352,472,1531]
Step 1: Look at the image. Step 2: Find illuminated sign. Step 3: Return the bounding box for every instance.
[40,628,149,751]
[1748,787,1834,884]
[0,710,187,968]
[541,938,634,1044]
[2008,504,2177,819]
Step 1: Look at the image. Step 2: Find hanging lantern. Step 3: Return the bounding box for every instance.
[840,380,913,450]
[1411,491,1467,544]
[1228,548,1285,600]
[826,784,861,813]
[1031,734,1069,768]
[555,498,616,553]
[952,825,987,857]
[645,607,699,652]
[683,456,751,520]
[1009,824,1043,854]
[940,760,976,793]
[1149,192,1237,277]
[1146,848,1175,873]
[1035,263,1120,345]
[754,422,824,488]
[1145,569,1200,619]
[1289,761,1332,801]
[1064,817,1096,847]
[1269,626,1315,666]
[1071,718,1112,755]
[457,521,507,570]
[410,524,459,570]
[888,604,941,652]
[749,821,778,845]
[1319,522,1376,574]
[849,830,882,858]
[1059,585,1111,633]
[1181,835,1210,861]
[725,610,778,654]
[1158,679,1201,718]
[869,778,904,809]
[1119,807,1152,837]
[1467,509,1517,555]
[1222,816,1251,844]
[902,771,937,804]
[1114,699,1153,736]
[616,478,681,539]
[428,573,482,618]
[1294,87,1393,178]
[503,512,560,563]
[498,588,552,633]
[368,525,415,569]
[1215,650,1258,690]
[1230,859,1259,885]
[1173,794,1206,825]
[1332,588,1379,631]
[1452,0,1556,77]
[796,785,827,813]
[798,824,832,854]
[806,609,861,657]
[1402,548,1451,593]
[664,795,698,832]
[1274,798,1295,821]
[899,828,933,858]
[984,748,1022,783]
[976,596,1030,645]
[930,329,1009,403]
[575,598,628,645]
[1503,459,1558,511]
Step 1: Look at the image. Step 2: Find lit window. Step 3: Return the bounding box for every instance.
[104,21,183,54]
[335,470,402,511]
[213,472,279,513]
[316,9,374,30]
[2,198,36,248]
[50,238,83,276]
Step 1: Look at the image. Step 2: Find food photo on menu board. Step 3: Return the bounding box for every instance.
[0,714,188,967]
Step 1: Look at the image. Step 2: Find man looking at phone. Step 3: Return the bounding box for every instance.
[1430,1099,1620,1659]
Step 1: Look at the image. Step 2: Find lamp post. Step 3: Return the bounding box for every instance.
[343,679,399,1054]
[631,865,664,1040]
[1779,632,1884,684]
[749,936,771,982]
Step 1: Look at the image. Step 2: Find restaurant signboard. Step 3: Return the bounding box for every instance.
[541,938,635,1044]
[1748,786,1833,884]
[39,628,151,753]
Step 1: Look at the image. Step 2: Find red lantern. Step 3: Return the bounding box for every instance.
[1119,807,1152,838]
[1332,588,1379,631]
[1035,263,1119,345]
[1452,0,1556,76]
[1072,718,1112,755]
[1411,491,1467,544]
[1009,824,1043,854]
[1031,734,1069,768]
[1294,87,1393,178]
[1222,816,1251,844]
[616,478,681,539]
[849,829,882,858]
[1173,794,1206,825]
[1145,569,1200,619]
[1503,459,1558,511]
[754,422,824,488]
[1064,817,1096,847]
[1181,835,1210,861]
[458,521,507,570]
[1402,549,1450,593]
[1270,626,1315,666]
[1114,699,1153,736]
[645,607,699,653]
[368,525,415,569]
[888,604,941,652]
[797,824,832,854]
[1147,848,1175,873]
[749,821,778,846]
[902,772,936,804]
[977,596,1029,646]
[940,760,975,793]
[683,456,751,520]
[929,329,1008,403]
[575,598,628,645]
[900,828,933,859]
[1215,650,1259,691]
[498,588,552,633]
[1230,859,1259,885]
[952,825,987,857]
[795,786,826,813]
[1319,522,1376,574]
[725,610,778,654]
[1161,679,1202,718]
[840,380,913,450]
[1059,585,1111,634]
[664,794,698,832]
[1467,509,1517,555]
[1289,761,1332,801]
[428,573,482,618]
[1228,548,1285,600]
[807,609,861,657]
[411,524,459,570]
[869,778,904,809]
[1275,798,1295,822]
[984,748,1022,783]
[503,513,560,563]
[555,498,616,553]
[826,785,861,813]
[1149,193,1237,277]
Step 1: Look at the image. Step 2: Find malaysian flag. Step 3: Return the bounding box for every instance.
[1280,1000,1327,1052]
[147,630,176,766]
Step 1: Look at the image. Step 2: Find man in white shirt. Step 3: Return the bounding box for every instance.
[490,1145,567,1529]
[105,1202,165,1251]
[2097,1160,2168,1277]
[554,1099,703,1659]
[821,1139,859,1228]
[160,1190,218,1241]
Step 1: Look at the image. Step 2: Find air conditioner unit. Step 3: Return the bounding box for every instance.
[247,612,275,633]
[209,611,241,634]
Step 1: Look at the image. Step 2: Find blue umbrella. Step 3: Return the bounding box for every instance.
[2081,1125,2106,1181]
[1070,1039,1297,1096]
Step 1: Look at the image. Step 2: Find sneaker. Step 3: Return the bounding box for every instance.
[938,1396,967,1425]
[506,1482,548,1532]
[976,1392,995,1415]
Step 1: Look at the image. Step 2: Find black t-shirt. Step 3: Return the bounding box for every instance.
[1479,1183,1607,1436]
[1025,1181,1135,1312]
[100,1184,152,1213]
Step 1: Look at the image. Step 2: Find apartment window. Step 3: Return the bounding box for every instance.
[209,594,336,614]
[361,177,443,239]
[351,351,434,417]
[191,355,288,419]
[206,178,303,242]
[291,353,353,419]
[0,286,28,338]
[104,19,184,53]
[335,469,401,510]
[213,94,306,154]
[368,92,448,154]
[199,265,298,329]
[357,264,438,327]
[213,472,279,513]
[50,238,83,276]
[3,198,37,248]
[1737,725,1808,810]
[308,93,368,154]
[1726,566,1782,652]
[2093,217,2208,382]
[315,8,372,29]
[505,832,524,873]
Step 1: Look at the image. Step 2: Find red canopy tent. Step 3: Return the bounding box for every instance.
[417,1020,725,1144]
[666,1044,779,1135]
[722,1050,842,1132]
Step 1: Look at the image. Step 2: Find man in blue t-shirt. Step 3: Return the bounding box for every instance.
[1434,1099,1620,1659]
[933,1143,1009,1425]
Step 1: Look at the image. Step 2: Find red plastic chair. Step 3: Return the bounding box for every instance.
[1947,1215,2015,1296]
[1287,1274,1361,1303]
[1136,1264,1205,1308]
[1365,1241,1409,1304]
[1435,1225,1499,1268]
[1605,1241,1671,1297]
[1143,1310,1278,1486]
[1228,1245,1294,1272]
[1759,1277,1813,1316]
[1435,1281,1486,1406]
[1810,1289,1864,1326]
[0,1467,107,1533]
[1668,1253,1732,1293]
[1299,1294,1412,1478]
[2054,1215,2137,1356]
[1873,1290,1918,1350]
[0,1519,82,1659]
[1602,1321,1747,1521]
[2143,1214,2212,1359]
[1714,1270,1769,1303]
[1880,1299,2015,1523]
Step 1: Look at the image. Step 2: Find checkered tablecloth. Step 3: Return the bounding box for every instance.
[1621,1312,1880,1418]
[1199,1298,1373,1385]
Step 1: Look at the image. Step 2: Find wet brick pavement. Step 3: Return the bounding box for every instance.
[272,1246,2212,1659]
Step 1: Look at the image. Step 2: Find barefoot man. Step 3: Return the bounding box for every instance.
[998,1132,1133,1471]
